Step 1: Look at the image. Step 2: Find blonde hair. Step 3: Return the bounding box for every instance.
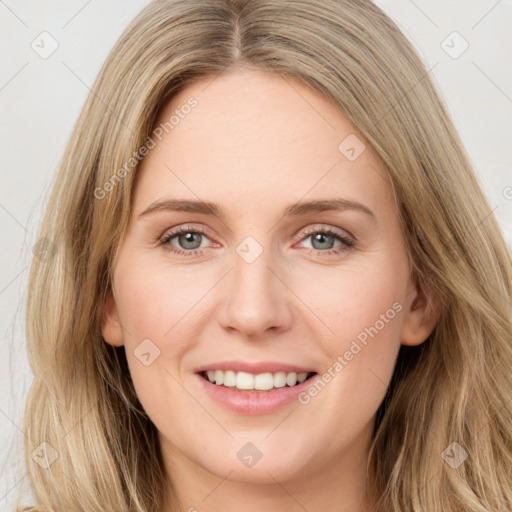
[19,0,512,510]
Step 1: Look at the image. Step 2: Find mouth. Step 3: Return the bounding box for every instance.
[194,361,320,414]
[199,369,318,392]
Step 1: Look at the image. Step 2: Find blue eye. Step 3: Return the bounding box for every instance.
[297,227,355,256]
[159,225,355,257]
[159,225,211,257]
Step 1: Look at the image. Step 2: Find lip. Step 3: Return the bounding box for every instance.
[194,360,316,374]
[195,368,319,415]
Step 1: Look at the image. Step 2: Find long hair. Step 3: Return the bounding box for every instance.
[20,0,512,510]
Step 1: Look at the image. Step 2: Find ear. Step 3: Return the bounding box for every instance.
[101,290,125,347]
[400,272,442,346]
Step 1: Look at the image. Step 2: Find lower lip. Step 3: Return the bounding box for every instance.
[196,373,319,415]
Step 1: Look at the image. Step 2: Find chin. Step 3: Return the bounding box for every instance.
[194,435,312,483]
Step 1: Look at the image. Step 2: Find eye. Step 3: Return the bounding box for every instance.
[159,225,213,257]
[159,224,355,257]
[295,226,355,256]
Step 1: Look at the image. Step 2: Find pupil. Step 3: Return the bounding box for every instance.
[313,233,333,250]
[180,232,201,249]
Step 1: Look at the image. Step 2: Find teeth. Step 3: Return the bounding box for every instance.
[204,370,312,390]
[236,371,254,390]
[254,372,273,390]
[223,370,236,387]
[297,372,308,383]
[214,370,223,385]
[286,372,297,386]
[273,371,287,388]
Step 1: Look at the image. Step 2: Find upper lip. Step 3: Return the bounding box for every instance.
[195,360,317,374]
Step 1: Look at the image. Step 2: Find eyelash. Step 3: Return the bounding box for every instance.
[158,224,355,257]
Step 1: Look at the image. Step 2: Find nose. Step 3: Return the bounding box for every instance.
[216,246,294,339]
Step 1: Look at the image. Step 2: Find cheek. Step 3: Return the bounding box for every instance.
[115,266,204,432]
[113,261,221,406]
[292,262,405,423]
[297,260,405,347]
[114,259,209,344]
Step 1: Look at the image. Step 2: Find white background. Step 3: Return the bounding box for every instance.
[1,0,511,508]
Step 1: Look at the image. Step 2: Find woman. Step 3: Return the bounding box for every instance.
[19,0,512,511]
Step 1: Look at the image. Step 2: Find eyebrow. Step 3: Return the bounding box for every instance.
[138,198,376,220]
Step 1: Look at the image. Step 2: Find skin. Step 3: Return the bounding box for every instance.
[102,66,440,512]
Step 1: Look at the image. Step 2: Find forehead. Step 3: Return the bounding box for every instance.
[133,67,392,220]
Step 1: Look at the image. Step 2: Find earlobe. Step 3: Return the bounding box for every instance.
[101,291,125,347]
[400,274,442,347]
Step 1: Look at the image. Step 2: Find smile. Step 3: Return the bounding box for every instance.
[201,370,316,391]
[195,365,320,415]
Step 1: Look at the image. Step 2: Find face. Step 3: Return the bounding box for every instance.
[102,67,437,490]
